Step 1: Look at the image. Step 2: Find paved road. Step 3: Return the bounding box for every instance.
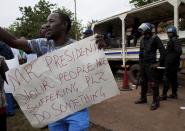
[89,71,185,131]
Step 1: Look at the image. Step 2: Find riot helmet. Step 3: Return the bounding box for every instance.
[138,23,153,33]
[166,25,178,37]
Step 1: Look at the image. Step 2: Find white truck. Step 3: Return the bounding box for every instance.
[92,0,185,84]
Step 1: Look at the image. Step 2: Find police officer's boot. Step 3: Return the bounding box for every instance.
[168,94,178,99]
[135,83,147,104]
[135,97,147,104]
[150,96,160,110]
[160,95,167,101]
[168,77,178,99]
[160,88,167,101]
[160,74,169,101]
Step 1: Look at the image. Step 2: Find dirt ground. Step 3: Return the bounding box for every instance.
[7,71,185,131]
[89,71,185,131]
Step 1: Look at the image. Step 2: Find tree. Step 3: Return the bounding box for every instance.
[129,0,159,7]
[85,20,98,29]
[8,0,82,39]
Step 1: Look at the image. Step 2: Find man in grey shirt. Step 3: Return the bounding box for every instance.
[0,11,106,131]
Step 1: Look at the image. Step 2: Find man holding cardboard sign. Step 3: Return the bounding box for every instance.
[0,11,119,131]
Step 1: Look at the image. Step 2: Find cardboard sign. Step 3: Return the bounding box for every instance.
[6,36,120,128]
[26,54,37,63]
[4,56,19,93]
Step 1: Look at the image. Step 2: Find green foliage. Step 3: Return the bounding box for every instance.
[129,0,159,7]
[8,0,82,39]
[86,20,98,29]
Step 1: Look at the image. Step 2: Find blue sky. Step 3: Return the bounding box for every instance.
[0,0,130,27]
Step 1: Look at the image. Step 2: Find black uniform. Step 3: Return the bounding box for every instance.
[139,35,165,106]
[162,37,182,98]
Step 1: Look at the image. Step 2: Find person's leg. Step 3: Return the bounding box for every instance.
[147,65,160,110]
[0,109,7,131]
[68,123,88,131]
[161,70,170,100]
[66,109,89,131]
[48,119,67,131]
[5,93,15,116]
[169,69,178,99]
[150,80,160,110]
[135,65,148,104]
[147,81,153,96]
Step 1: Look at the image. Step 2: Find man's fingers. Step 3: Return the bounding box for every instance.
[94,34,107,49]
[95,38,104,44]
[98,43,106,50]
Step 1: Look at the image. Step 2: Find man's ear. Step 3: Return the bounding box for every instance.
[61,22,68,30]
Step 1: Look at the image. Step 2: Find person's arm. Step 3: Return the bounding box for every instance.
[172,38,182,56]
[156,36,165,66]
[0,27,31,52]
[139,38,144,64]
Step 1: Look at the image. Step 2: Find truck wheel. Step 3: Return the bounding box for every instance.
[128,64,140,85]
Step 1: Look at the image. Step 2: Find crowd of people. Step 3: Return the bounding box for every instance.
[0,10,183,131]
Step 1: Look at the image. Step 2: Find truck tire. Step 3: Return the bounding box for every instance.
[128,64,140,85]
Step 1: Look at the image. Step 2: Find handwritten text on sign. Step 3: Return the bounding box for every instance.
[6,36,120,128]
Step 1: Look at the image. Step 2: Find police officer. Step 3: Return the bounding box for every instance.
[160,26,182,100]
[135,23,165,110]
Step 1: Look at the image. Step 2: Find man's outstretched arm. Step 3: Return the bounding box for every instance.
[0,27,31,52]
